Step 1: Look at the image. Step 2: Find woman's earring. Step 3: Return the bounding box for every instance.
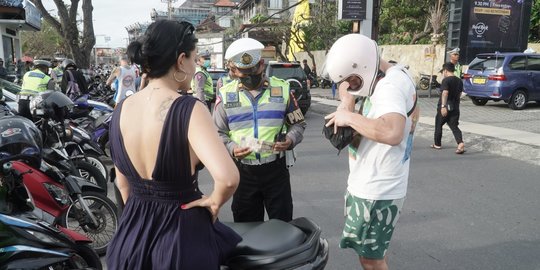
[173,70,187,83]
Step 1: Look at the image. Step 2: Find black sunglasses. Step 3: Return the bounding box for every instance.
[175,21,195,59]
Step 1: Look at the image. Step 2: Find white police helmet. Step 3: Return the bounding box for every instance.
[324,34,379,96]
[225,38,264,69]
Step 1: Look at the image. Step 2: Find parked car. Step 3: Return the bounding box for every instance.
[463,52,540,110]
[207,68,228,93]
[0,78,20,111]
[265,61,311,115]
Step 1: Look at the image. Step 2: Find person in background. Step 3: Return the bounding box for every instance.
[106,55,137,105]
[106,19,241,269]
[191,53,214,110]
[49,59,63,83]
[432,62,465,154]
[215,60,237,93]
[0,58,8,80]
[60,59,88,100]
[324,34,418,270]
[19,60,56,119]
[302,59,314,87]
[448,48,462,78]
[214,38,306,223]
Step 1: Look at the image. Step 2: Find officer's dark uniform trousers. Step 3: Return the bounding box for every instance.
[232,156,292,223]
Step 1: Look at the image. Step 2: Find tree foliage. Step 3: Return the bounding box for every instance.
[378,0,438,44]
[21,19,69,58]
[30,0,96,68]
[529,0,540,42]
[300,1,351,52]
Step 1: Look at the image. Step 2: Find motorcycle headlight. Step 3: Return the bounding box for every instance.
[43,183,70,206]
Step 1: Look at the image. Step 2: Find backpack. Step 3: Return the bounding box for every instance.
[65,70,82,100]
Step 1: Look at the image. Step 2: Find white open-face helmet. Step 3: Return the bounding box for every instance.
[225,38,264,70]
[324,34,380,96]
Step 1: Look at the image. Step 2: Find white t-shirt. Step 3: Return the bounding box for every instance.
[347,65,417,200]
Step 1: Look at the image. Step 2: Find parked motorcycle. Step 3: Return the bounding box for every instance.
[32,91,108,193]
[66,121,109,181]
[0,161,103,269]
[0,115,118,255]
[320,78,333,89]
[222,217,328,270]
[418,73,441,90]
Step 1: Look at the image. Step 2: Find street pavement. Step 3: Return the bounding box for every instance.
[309,87,540,166]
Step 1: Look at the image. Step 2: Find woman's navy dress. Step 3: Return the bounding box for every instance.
[106,96,241,269]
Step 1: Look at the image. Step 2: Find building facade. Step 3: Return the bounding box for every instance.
[0,0,41,78]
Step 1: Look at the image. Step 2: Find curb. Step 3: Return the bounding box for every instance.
[309,96,540,167]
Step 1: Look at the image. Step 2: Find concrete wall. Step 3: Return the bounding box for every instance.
[294,43,540,83]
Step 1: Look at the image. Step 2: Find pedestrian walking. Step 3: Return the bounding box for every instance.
[213,37,306,223]
[106,20,241,269]
[324,34,419,270]
[432,62,466,154]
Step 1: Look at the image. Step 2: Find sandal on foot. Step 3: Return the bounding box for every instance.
[455,148,466,154]
[430,144,442,150]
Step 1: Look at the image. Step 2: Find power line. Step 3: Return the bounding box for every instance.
[196,0,308,47]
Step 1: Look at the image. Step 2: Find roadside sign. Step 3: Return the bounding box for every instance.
[338,0,367,20]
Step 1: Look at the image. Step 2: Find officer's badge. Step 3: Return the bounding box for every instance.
[226,92,239,103]
[270,87,282,97]
[241,53,253,65]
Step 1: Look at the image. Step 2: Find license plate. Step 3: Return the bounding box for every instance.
[472,77,487,84]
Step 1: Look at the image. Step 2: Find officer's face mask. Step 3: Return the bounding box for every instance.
[237,62,264,89]
[239,73,264,89]
[203,59,211,68]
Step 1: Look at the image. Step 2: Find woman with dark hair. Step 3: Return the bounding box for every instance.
[106,20,241,269]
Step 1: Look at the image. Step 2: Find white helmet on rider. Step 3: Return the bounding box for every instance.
[324,34,380,96]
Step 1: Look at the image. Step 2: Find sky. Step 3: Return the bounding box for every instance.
[44,0,186,48]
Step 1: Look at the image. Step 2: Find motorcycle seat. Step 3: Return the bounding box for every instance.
[227,219,306,256]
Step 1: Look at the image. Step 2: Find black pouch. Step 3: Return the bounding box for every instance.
[322,120,354,153]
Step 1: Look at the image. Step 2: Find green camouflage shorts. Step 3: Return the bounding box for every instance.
[339,192,404,259]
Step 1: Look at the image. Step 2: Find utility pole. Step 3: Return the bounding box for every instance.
[162,0,178,20]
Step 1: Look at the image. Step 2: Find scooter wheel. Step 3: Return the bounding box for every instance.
[61,191,119,255]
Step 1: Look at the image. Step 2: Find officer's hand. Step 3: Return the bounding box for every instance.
[273,137,292,152]
[233,146,252,160]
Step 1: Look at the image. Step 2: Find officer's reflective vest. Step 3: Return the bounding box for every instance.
[20,70,51,96]
[53,66,63,80]
[191,67,213,101]
[218,75,235,92]
[220,77,290,161]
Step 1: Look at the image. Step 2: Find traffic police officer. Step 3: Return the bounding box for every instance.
[216,60,237,93]
[191,53,214,110]
[50,59,64,83]
[19,60,56,119]
[213,38,306,222]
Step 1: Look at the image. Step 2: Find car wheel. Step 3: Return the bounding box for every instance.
[470,97,488,106]
[508,89,528,110]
